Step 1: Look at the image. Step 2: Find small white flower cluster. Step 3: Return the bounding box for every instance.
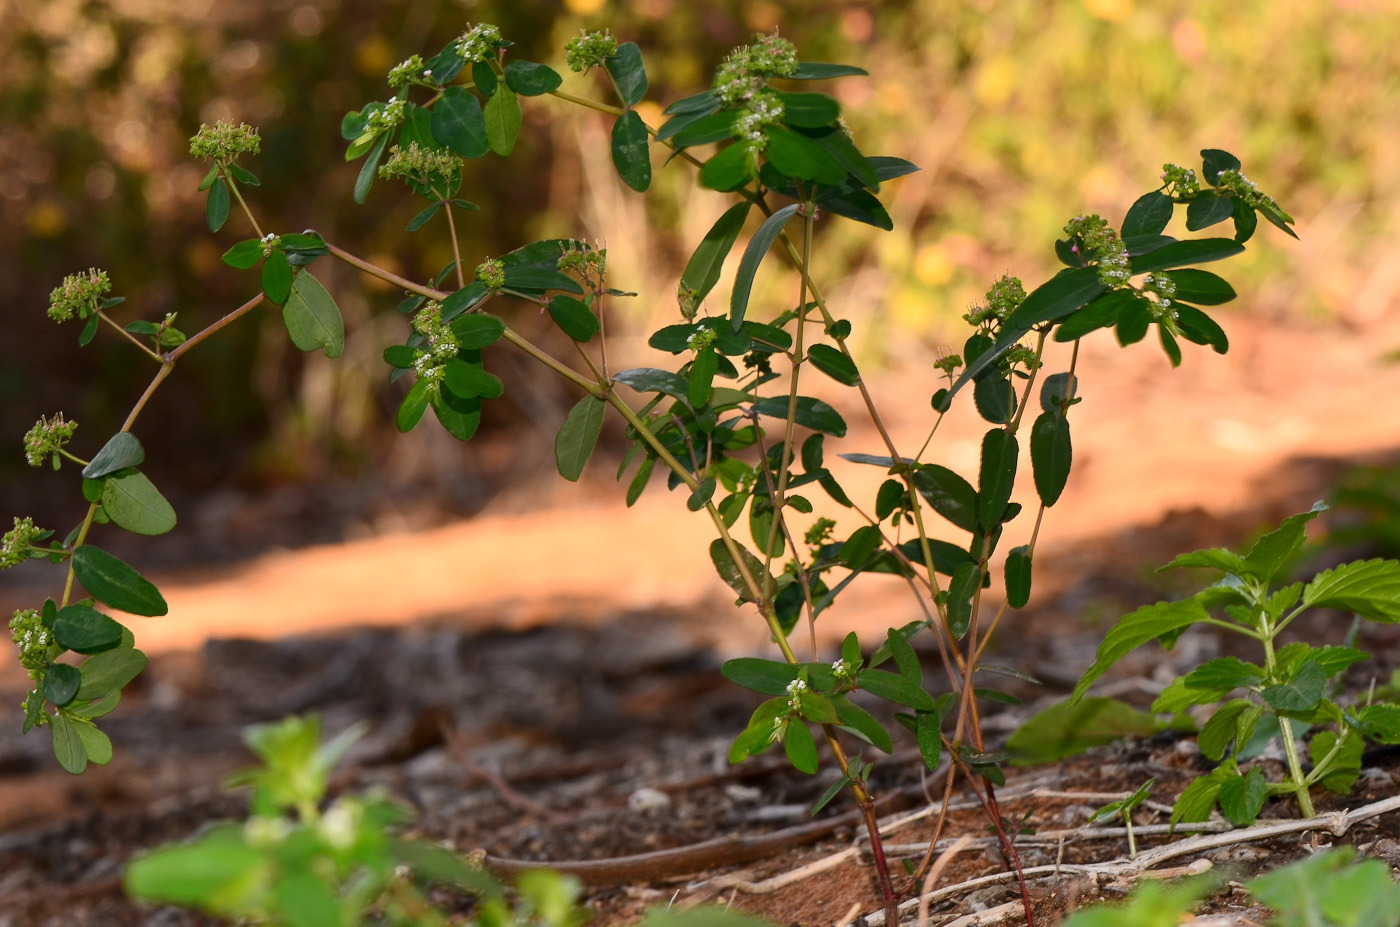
[23,414,76,468]
[9,608,50,677]
[1216,168,1279,212]
[785,677,807,712]
[1065,214,1131,287]
[259,233,282,257]
[713,31,799,106]
[318,798,362,850]
[737,92,785,154]
[366,99,408,132]
[1142,272,1179,322]
[410,302,459,389]
[243,814,293,847]
[388,54,426,88]
[455,23,501,64]
[1161,163,1199,198]
[686,327,718,353]
[830,658,853,680]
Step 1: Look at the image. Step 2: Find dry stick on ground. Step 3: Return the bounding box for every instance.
[857,793,1400,927]
[441,723,572,827]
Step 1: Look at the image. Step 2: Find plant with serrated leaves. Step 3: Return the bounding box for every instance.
[1032,503,1400,828]
[7,18,1300,927]
[1087,778,1155,859]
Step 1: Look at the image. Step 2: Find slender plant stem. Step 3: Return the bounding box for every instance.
[98,312,162,361]
[443,200,466,289]
[224,169,264,239]
[169,293,268,361]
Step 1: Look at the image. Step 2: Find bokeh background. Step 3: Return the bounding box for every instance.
[3,0,1400,566]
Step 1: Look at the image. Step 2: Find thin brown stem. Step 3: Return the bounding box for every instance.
[224,168,264,239]
[169,293,267,362]
[443,200,466,289]
[98,312,162,361]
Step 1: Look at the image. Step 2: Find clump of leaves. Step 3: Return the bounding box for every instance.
[1022,503,1400,825]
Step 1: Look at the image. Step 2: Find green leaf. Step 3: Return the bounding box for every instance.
[102,470,177,536]
[1116,298,1152,345]
[1184,656,1264,691]
[973,373,1016,424]
[764,126,846,184]
[260,250,292,306]
[1005,545,1032,609]
[807,343,859,385]
[946,561,980,639]
[484,84,522,156]
[442,358,503,399]
[75,646,148,699]
[670,110,740,147]
[710,538,772,603]
[751,395,847,437]
[1249,849,1400,927]
[1072,598,1211,702]
[605,42,648,107]
[53,605,123,654]
[1353,703,1400,744]
[1310,730,1364,794]
[1171,767,1227,830]
[1198,699,1255,760]
[548,294,601,342]
[353,133,389,204]
[1261,660,1327,713]
[501,265,584,293]
[856,669,936,710]
[433,392,482,441]
[1130,238,1245,273]
[798,690,840,724]
[1122,191,1174,238]
[78,314,99,346]
[1302,558,1400,622]
[1217,766,1267,826]
[790,62,868,79]
[82,432,145,479]
[1167,269,1236,306]
[977,429,1018,530]
[680,202,750,312]
[504,60,562,96]
[222,238,263,269]
[731,203,801,329]
[73,719,113,765]
[555,395,606,482]
[1231,195,1259,243]
[912,465,978,533]
[1186,191,1236,231]
[124,825,270,908]
[1030,409,1072,508]
[1175,305,1229,354]
[1053,289,1147,342]
[613,367,690,403]
[274,868,339,927]
[721,658,800,695]
[450,311,506,348]
[405,201,442,233]
[43,663,81,706]
[885,625,921,685]
[72,545,167,617]
[700,142,755,192]
[611,110,652,192]
[626,454,656,506]
[1200,148,1242,184]
[282,271,345,358]
[784,721,818,774]
[777,92,840,127]
[396,379,432,432]
[1006,697,1160,765]
[431,87,490,159]
[687,477,716,512]
[689,346,719,409]
[833,695,893,753]
[472,61,498,96]
[206,177,229,232]
[50,712,88,774]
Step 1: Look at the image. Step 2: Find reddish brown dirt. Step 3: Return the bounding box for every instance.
[4,310,1400,925]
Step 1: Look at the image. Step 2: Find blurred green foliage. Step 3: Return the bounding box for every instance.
[4,0,1397,540]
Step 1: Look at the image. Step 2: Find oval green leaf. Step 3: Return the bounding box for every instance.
[911,465,978,534]
[50,712,88,774]
[977,429,1019,529]
[43,662,82,707]
[784,720,818,774]
[431,86,489,158]
[75,646,148,700]
[555,395,606,482]
[1122,191,1174,238]
[1031,411,1072,507]
[604,42,648,107]
[855,669,936,710]
[807,343,859,386]
[205,178,229,232]
[102,470,177,536]
[283,270,345,358]
[261,250,292,306]
[82,432,145,480]
[396,378,432,432]
[72,545,168,617]
[610,110,651,192]
[1005,545,1032,609]
[53,605,123,654]
[504,60,563,96]
[484,84,522,156]
[548,294,601,342]
[750,395,846,437]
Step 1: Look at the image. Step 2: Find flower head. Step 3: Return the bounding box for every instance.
[365,99,408,133]
[475,258,506,290]
[686,327,718,353]
[23,414,77,469]
[48,269,110,323]
[1,518,45,569]
[713,31,799,106]
[1064,214,1131,288]
[388,54,426,89]
[189,121,261,162]
[565,29,618,74]
[1215,168,1280,212]
[377,142,461,188]
[455,23,502,63]
[409,302,459,390]
[1161,163,1199,199]
[10,609,51,678]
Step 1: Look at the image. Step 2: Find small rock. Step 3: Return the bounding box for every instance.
[628,786,671,814]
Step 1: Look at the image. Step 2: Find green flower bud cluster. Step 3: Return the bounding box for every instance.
[677,284,699,319]
[784,677,807,712]
[189,121,261,162]
[48,268,110,323]
[475,258,506,290]
[830,657,854,680]
[713,31,799,106]
[804,516,837,547]
[686,327,718,352]
[410,302,459,388]
[737,91,785,154]
[1215,168,1280,212]
[1002,343,1042,371]
[1141,272,1179,322]
[934,352,963,375]
[455,23,501,64]
[365,99,408,132]
[259,233,282,257]
[387,55,426,89]
[1065,214,1130,287]
[9,609,51,678]
[557,244,607,285]
[1,517,44,569]
[23,414,77,468]
[565,30,617,74]
[962,275,1026,327]
[1161,163,1199,199]
[377,142,460,185]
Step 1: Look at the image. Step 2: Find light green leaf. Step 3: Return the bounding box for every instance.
[76,646,148,699]
[124,825,271,910]
[73,719,113,766]
[50,711,88,774]
[784,720,818,774]
[1302,558,1400,622]
[72,545,168,616]
[1006,697,1160,765]
[282,271,345,358]
[1072,598,1211,702]
[484,84,522,156]
[102,470,177,536]
[554,395,606,482]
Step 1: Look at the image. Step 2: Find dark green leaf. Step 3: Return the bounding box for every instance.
[43,663,81,706]
[555,395,606,482]
[396,379,432,432]
[605,42,648,107]
[433,389,482,441]
[1130,238,1244,273]
[548,294,601,342]
[353,133,389,204]
[72,546,167,617]
[1122,192,1174,238]
[504,60,562,96]
[1116,299,1152,345]
[613,367,689,402]
[687,477,717,512]
[839,524,883,570]
[406,201,442,233]
[689,346,719,409]
[1185,657,1265,691]
[751,395,847,437]
[777,91,840,128]
[784,720,818,774]
[282,271,345,358]
[626,454,655,506]
[973,373,1016,424]
[484,84,522,156]
[472,61,498,96]
[206,178,229,232]
[912,465,978,534]
[449,311,506,348]
[807,344,859,385]
[764,127,846,184]
[731,203,800,328]
[885,625,921,685]
[1159,326,1183,367]
[82,432,144,479]
[102,471,177,536]
[442,358,503,399]
[501,266,583,293]
[856,669,936,710]
[221,239,263,269]
[431,87,489,159]
[1040,373,1078,413]
[1053,289,1146,342]
[1186,191,1236,231]
[1261,660,1327,712]
[1006,697,1161,765]
[1176,305,1230,354]
[78,314,99,346]
[1232,195,1259,243]
[721,658,800,695]
[1072,598,1211,701]
[790,62,868,79]
[1005,545,1032,609]
[977,430,1018,530]
[946,561,980,639]
[875,479,906,521]
[710,539,773,604]
[261,250,292,306]
[1031,411,1072,507]
[700,142,754,192]
[611,110,652,192]
[680,203,750,312]
[53,605,123,654]
[663,89,720,116]
[1200,148,1242,184]
[670,110,740,147]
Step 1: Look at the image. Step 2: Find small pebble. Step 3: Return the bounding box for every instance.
[627,787,671,814]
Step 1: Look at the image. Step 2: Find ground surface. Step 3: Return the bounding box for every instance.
[5,310,1400,925]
